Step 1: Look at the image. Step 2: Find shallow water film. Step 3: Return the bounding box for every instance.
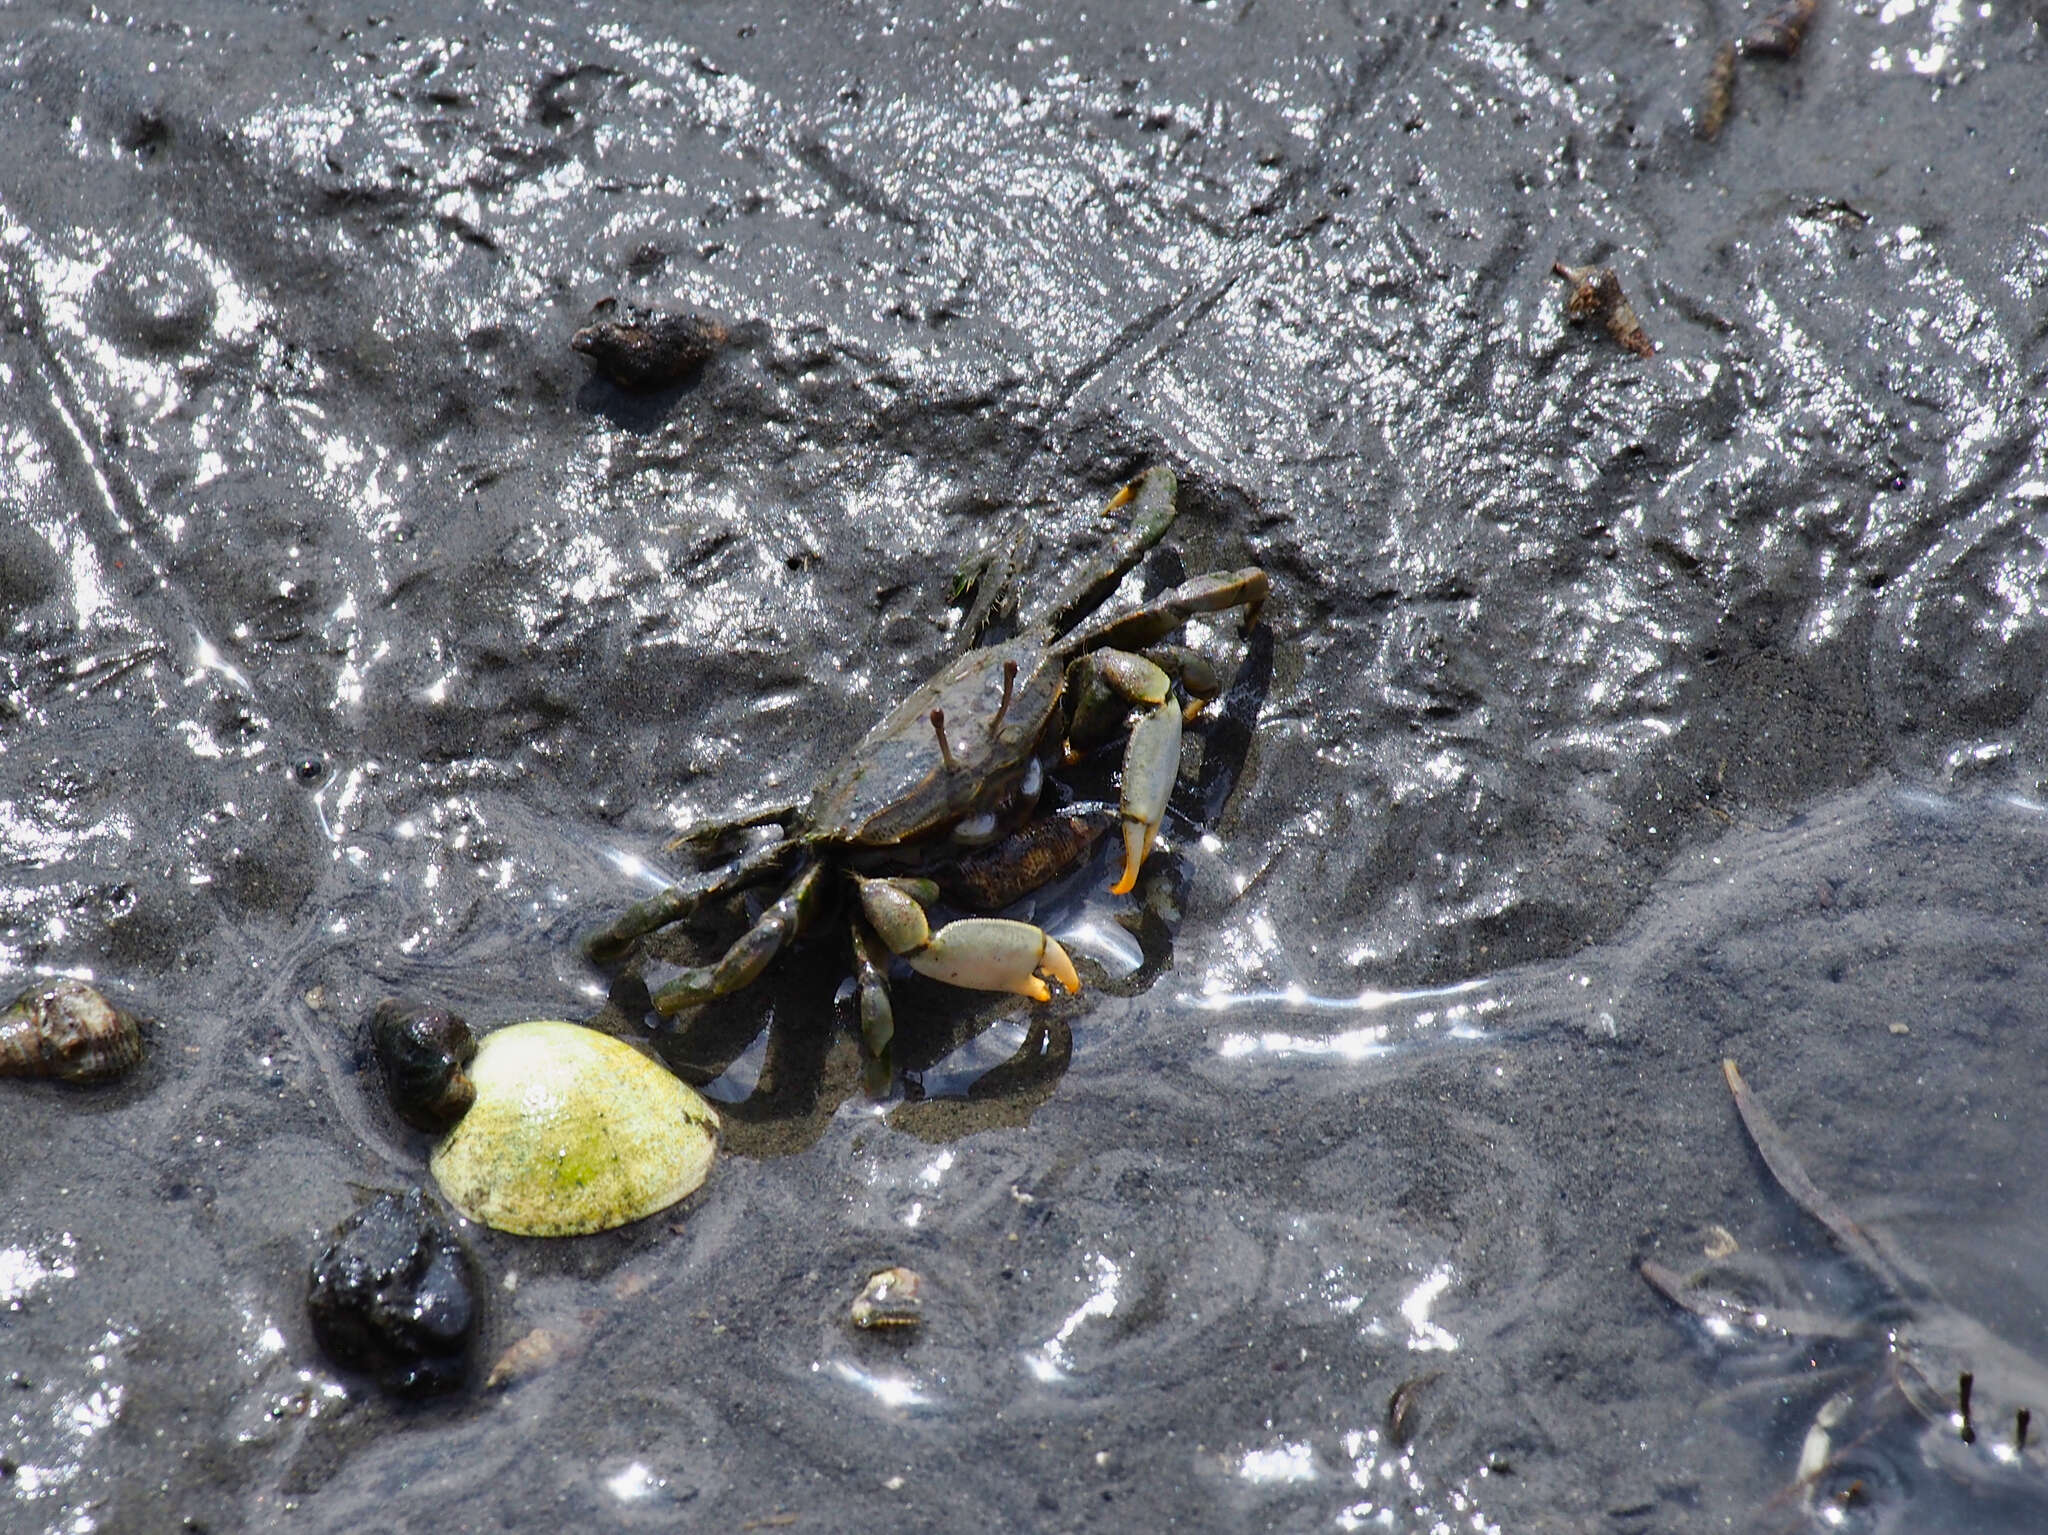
[6,1,2048,1530]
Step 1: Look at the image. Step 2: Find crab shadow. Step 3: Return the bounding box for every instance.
[573,370,706,430]
[633,959,1081,1157]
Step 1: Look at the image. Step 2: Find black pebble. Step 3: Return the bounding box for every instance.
[307,1189,477,1396]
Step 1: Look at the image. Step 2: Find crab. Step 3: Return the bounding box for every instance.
[585,466,1267,1087]
[1643,1060,2048,1527]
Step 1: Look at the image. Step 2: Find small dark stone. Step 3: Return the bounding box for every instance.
[625,242,668,275]
[0,524,65,613]
[307,1189,476,1396]
[570,308,729,387]
[371,1000,477,1133]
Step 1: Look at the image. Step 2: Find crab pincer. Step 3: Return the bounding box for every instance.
[1112,699,1181,895]
[856,877,1080,1002]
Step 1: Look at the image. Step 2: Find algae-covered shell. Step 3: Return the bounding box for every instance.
[428,1020,718,1237]
[1,978,144,1083]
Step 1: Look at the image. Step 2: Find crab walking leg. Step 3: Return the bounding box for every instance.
[1034,466,1182,639]
[1074,567,1271,655]
[1060,648,1183,894]
[584,835,801,963]
[856,876,1081,1002]
[652,861,826,1015]
[1142,644,1223,717]
[662,801,798,855]
[1066,648,1173,754]
[1111,697,1181,894]
[850,916,896,1090]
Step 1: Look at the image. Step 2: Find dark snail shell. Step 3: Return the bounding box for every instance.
[937,809,1114,913]
[0,978,144,1083]
[1741,0,1818,58]
[372,1000,478,1133]
[570,309,729,388]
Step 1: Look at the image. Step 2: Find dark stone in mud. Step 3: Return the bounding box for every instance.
[307,1189,477,1396]
[0,523,65,614]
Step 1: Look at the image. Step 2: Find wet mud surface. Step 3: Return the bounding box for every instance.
[4,0,2048,1529]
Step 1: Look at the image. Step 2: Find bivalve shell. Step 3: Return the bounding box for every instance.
[428,1020,718,1237]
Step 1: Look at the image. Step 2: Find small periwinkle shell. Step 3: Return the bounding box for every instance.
[1552,261,1655,358]
[850,1266,925,1330]
[428,1020,719,1237]
[372,1000,477,1133]
[1741,0,1819,57]
[0,978,144,1083]
[307,1188,477,1396]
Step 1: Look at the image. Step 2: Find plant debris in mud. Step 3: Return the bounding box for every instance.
[1643,1060,2048,1524]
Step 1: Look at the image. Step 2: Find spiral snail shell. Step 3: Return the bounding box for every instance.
[371,1000,478,1133]
[0,978,145,1083]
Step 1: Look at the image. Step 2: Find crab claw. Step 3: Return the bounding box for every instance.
[907,918,1080,1001]
[856,875,938,953]
[856,877,1081,1000]
[1111,697,1181,895]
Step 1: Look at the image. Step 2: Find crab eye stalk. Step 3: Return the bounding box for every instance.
[930,709,959,773]
[990,659,1019,734]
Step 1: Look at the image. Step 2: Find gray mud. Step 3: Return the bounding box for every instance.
[4,1,2048,1530]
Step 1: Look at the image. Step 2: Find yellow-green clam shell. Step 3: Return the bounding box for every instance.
[428,1020,718,1237]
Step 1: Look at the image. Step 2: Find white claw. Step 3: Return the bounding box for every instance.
[1111,698,1181,894]
[904,918,1082,1001]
